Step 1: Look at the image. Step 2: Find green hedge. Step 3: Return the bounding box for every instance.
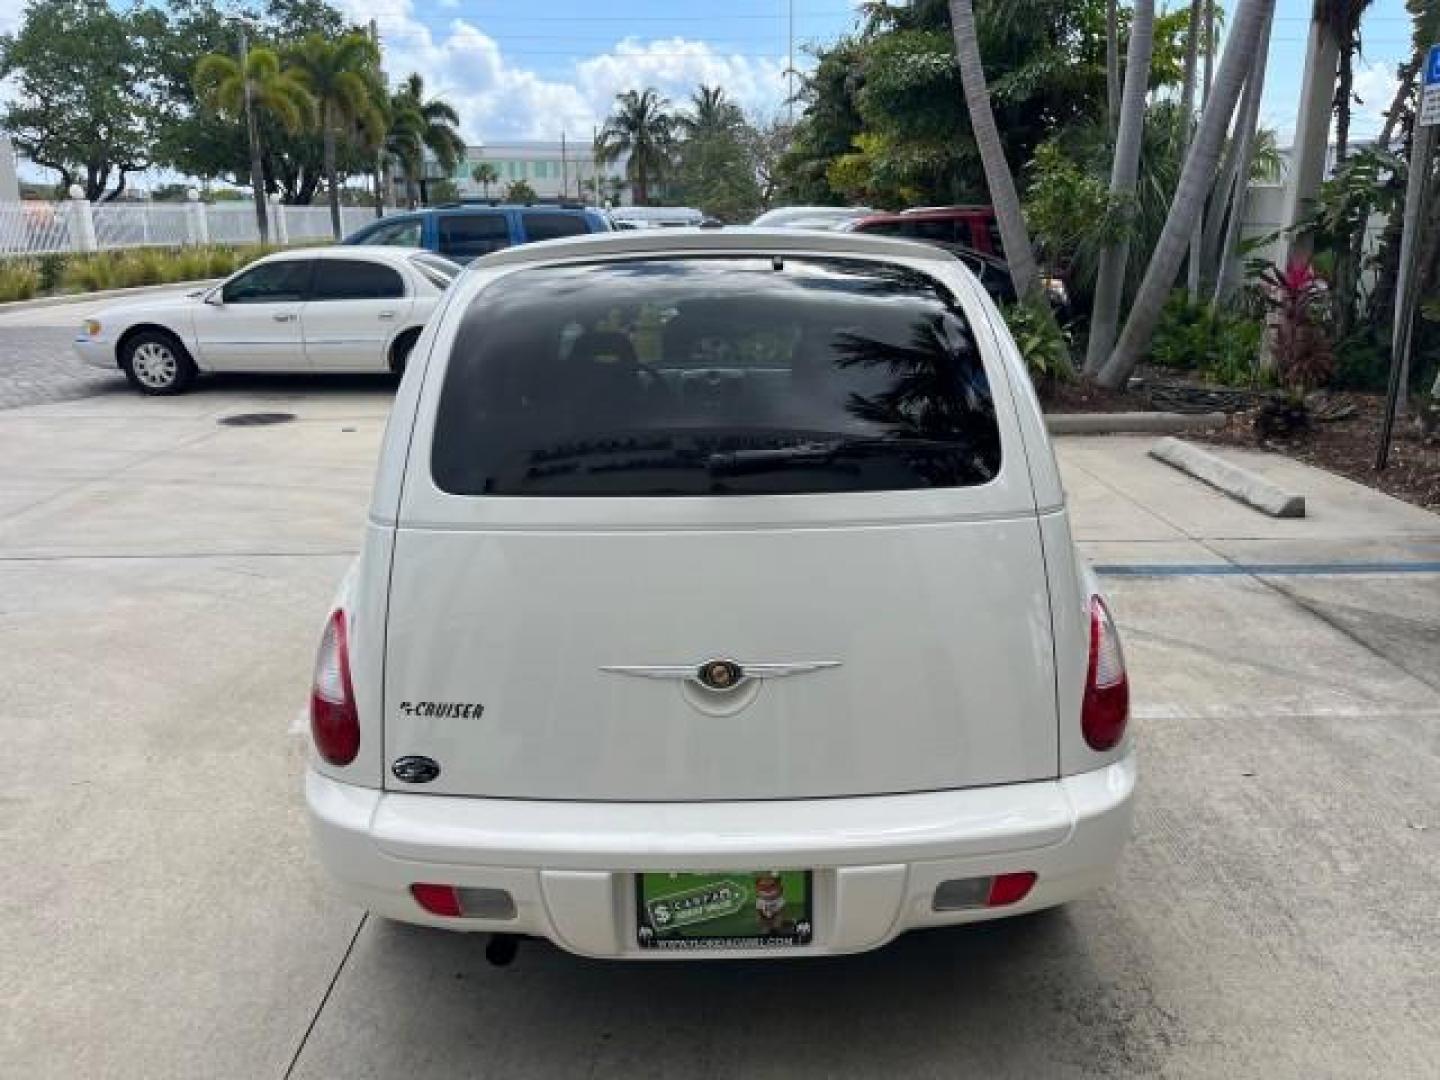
[0,244,285,302]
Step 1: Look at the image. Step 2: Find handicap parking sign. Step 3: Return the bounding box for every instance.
[1423,45,1440,126]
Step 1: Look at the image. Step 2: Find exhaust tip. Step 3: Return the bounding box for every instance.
[485,933,520,967]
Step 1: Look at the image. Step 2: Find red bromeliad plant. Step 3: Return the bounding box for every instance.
[1260,258,1336,397]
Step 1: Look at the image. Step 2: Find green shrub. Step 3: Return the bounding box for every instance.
[37,253,69,293]
[1003,296,1072,382]
[0,259,42,302]
[1150,290,1264,387]
[1332,333,1387,390]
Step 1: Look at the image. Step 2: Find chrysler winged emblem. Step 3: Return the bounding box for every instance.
[600,658,841,692]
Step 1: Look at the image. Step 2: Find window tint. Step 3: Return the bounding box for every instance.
[986,220,1005,258]
[433,257,1000,497]
[438,213,511,259]
[355,218,423,247]
[856,219,904,237]
[222,260,311,304]
[521,212,589,242]
[311,259,405,300]
[908,218,957,242]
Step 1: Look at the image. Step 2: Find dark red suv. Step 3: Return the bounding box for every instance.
[844,206,1003,258]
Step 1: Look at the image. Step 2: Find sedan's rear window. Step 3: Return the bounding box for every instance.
[432,257,1000,497]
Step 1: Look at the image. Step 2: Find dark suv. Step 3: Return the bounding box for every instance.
[845,206,1003,258]
[343,203,611,264]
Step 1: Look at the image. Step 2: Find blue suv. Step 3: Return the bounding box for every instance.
[343,203,611,263]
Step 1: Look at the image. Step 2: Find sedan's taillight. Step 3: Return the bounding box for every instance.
[311,610,360,766]
[1081,596,1129,751]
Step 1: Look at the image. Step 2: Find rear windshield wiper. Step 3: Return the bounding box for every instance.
[707,436,972,476]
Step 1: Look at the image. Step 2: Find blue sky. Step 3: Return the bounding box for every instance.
[0,0,1424,149]
[338,0,1424,146]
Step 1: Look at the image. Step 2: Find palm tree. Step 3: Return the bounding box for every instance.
[1084,0,1156,377]
[945,0,1043,304]
[1098,0,1278,388]
[679,85,744,140]
[1106,0,1120,136]
[471,162,499,198]
[1281,7,1342,264]
[1178,0,1203,297]
[194,41,314,244]
[387,73,467,209]
[1213,4,1276,304]
[595,89,675,206]
[289,32,386,238]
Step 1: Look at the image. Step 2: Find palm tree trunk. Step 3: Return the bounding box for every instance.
[947,0,1042,303]
[324,106,342,240]
[373,152,386,219]
[1179,0,1202,298]
[1212,3,1275,304]
[1097,0,1277,389]
[1105,0,1120,137]
[1282,15,1340,264]
[1084,0,1156,377]
[246,107,270,245]
[239,29,269,246]
[1187,0,1217,297]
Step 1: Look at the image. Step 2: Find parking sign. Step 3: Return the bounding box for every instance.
[1423,44,1440,126]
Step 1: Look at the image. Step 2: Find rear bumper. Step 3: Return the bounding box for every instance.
[306,752,1136,959]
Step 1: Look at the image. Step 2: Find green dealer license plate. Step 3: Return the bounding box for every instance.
[636,871,813,950]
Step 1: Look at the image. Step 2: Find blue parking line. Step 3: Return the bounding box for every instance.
[1095,562,1440,577]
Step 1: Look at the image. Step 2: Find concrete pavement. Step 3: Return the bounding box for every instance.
[1,387,1438,1078]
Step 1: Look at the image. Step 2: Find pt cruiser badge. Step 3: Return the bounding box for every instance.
[600,659,841,692]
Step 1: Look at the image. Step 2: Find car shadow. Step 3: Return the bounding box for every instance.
[298,902,1181,1078]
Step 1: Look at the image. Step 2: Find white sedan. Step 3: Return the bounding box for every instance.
[74,247,460,394]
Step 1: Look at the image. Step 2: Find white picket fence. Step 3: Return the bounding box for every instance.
[0,199,393,257]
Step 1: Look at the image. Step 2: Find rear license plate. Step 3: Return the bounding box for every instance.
[635,871,813,950]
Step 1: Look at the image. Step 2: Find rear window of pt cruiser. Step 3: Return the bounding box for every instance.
[431,256,1001,497]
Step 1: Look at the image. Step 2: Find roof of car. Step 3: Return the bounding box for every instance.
[473,227,958,268]
[265,245,428,263]
[380,203,600,217]
[856,206,994,224]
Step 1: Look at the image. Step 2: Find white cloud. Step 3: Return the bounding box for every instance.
[0,0,22,36]
[338,0,789,142]
[1348,60,1401,140]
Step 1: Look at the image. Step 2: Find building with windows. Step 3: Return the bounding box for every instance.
[425,141,629,205]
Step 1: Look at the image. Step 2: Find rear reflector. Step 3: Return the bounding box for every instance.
[1082,595,1129,751]
[410,884,517,920]
[986,871,1037,907]
[932,872,1038,911]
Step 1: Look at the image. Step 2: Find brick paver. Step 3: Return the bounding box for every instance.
[0,327,123,410]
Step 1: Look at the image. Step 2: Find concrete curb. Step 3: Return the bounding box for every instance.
[1149,436,1306,518]
[1046,411,1228,435]
[0,279,221,314]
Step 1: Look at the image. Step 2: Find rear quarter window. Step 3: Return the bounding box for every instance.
[521,212,589,241]
[431,257,1000,497]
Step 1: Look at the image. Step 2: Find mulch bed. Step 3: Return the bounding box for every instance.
[1040,371,1440,513]
[1198,393,1440,513]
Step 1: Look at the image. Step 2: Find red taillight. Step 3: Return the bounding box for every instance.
[986,872,1037,907]
[1082,595,1129,751]
[410,883,463,917]
[311,609,360,766]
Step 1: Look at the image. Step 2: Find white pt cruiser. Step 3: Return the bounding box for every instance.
[306,228,1135,960]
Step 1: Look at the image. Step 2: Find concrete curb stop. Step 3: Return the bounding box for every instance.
[1046,411,1228,435]
[1149,436,1306,518]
